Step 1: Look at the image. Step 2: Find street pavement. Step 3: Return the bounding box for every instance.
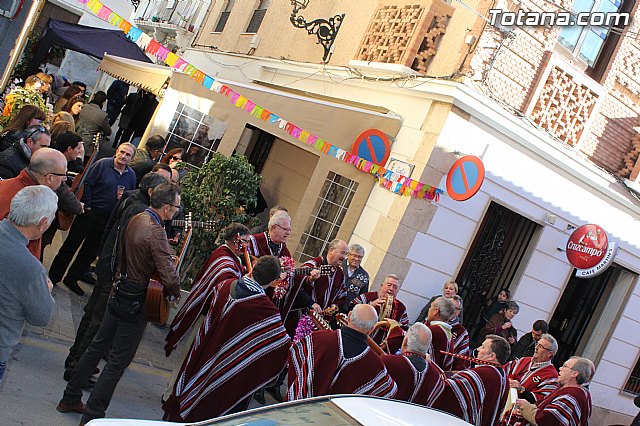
[0,226,274,424]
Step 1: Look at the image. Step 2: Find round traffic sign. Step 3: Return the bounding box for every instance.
[351,129,391,166]
[566,224,609,270]
[446,155,485,201]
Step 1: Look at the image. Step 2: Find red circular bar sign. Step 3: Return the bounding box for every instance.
[566,224,609,269]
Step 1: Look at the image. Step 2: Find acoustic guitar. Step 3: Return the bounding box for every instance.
[58,133,101,231]
[145,213,193,325]
[294,265,336,276]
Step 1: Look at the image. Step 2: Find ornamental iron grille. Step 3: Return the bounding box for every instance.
[457,202,539,341]
[295,172,358,263]
[289,0,344,63]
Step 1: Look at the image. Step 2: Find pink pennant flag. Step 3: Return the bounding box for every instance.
[97,5,112,20]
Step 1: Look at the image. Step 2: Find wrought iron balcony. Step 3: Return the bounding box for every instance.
[133,0,210,33]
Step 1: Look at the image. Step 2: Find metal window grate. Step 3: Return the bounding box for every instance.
[624,358,640,395]
[295,172,358,263]
[214,11,231,32]
[246,8,267,33]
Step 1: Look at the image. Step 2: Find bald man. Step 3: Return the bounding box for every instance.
[0,148,69,258]
[288,304,396,400]
[381,323,445,407]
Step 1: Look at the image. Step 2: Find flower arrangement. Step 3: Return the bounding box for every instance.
[273,256,295,300]
[293,315,315,342]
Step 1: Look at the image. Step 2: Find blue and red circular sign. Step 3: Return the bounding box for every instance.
[351,129,391,166]
[446,155,485,201]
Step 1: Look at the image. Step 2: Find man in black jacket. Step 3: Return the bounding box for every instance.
[0,125,51,179]
[509,319,548,361]
[63,172,169,384]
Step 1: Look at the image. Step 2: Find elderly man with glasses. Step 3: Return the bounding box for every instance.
[340,243,370,312]
[0,148,69,258]
[0,124,51,179]
[516,356,594,426]
[502,333,560,425]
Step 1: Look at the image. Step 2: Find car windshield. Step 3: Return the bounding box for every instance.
[192,398,360,425]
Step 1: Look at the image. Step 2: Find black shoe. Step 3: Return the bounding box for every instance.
[266,385,284,403]
[254,389,266,404]
[63,278,84,296]
[79,272,96,286]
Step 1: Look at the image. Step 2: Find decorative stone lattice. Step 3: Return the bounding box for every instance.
[356,2,453,74]
[617,133,640,178]
[529,66,599,146]
[412,15,450,73]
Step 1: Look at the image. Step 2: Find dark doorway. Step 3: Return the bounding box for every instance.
[548,265,618,369]
[245,124,275,174]
[458,202,540,341]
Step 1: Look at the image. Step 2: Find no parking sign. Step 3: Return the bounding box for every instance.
[351,129,391,166]
[446,155,485,201]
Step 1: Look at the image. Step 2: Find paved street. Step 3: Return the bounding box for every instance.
[0,229,274,424]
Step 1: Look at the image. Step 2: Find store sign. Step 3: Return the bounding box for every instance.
[575,242,618,278]
[566,224,609,270]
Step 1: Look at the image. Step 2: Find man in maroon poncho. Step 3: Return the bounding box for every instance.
[351,274,409,344]
[381,322,445,407]
[516,356,593,426]
[162,256,290,422]
[288,303,397,400]
[423,296,456,370]
[290,239,348,319]
[434,334,511,426]
[503,333,559,425]
[163,223,249,401]
[449,295,471,371]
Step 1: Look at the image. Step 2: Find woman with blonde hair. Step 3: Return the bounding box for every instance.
[415,280,460,323]
[50,112,76,147]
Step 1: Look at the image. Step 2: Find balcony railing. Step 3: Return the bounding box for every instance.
[134,0,209,32]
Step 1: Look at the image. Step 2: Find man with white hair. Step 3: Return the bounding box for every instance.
[507,333,559,404]
[288,303,396,399]
[381,323,445,407]
[424,296,456,370]
[341,243,370,311]
[516,356,593,426]
[247,209,292,259]
[0,186,57,383]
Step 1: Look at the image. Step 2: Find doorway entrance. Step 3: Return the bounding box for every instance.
[457,202,540,341]
[549,264,636,369]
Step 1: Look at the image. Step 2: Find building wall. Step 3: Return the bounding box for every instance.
[397,106,640,418]
[468,0,640,176]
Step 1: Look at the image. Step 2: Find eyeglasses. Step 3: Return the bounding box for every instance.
[348,253,363,259]
[47,172,68,177]
[561,362,577,371]
[274,224,291,232]
[166,203,181,209]
[536,341,553,351]
[170,156,182,161]
[24,125,46,141]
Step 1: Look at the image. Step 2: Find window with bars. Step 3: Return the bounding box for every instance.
[164,102,227,168]
[246,0,270,33]
[624,357,640,395]
[295,172,358,263]
[213,0,234,32]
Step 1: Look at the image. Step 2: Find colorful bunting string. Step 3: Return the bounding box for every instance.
[76,0,444,203]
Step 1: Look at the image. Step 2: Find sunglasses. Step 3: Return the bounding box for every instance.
[24,125,47,141]
[170,156,182,161]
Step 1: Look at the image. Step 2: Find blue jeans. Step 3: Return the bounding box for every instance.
[0,360,7,383]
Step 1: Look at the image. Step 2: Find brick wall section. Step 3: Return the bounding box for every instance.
[356,1,453,74]
[468,0,640,175]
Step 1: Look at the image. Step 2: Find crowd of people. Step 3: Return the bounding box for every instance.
[0,72,596,426]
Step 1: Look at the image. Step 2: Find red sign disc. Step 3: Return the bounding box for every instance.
[566,224,609,269]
